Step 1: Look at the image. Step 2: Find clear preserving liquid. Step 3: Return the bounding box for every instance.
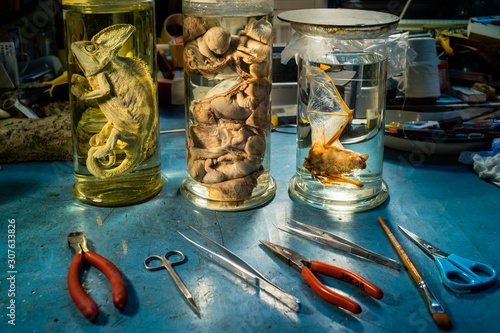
[181,13,276,210]
[64,1,163,206]
[291,52,388,210]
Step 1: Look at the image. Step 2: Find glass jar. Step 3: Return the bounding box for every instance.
[180,0,276,210]
[63,0,163,206]
[279,9,400,212]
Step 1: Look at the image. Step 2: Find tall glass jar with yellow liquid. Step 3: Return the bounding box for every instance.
[63,0,163,206]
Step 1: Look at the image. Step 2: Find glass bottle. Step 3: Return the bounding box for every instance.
[63,0,163,206]
[279,9,400,212]
[180,0,276,210]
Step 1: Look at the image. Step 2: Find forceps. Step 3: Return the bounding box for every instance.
[144,250,200,314]
[178,227,301,312]
[279,218,401,270]
[398,225,497,293]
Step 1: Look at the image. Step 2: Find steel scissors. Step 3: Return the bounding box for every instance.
[260,240,383,314]
[398,226,497,292]
[144,250,200,314]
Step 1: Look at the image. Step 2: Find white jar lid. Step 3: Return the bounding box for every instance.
[278,9,399,38]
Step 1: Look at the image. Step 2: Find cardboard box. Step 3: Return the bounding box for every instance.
[468,16,500,43]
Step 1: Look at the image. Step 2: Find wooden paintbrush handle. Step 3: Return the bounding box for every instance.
[378,217,452,330]
[378,217,424,283]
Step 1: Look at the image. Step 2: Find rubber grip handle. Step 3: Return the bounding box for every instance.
[68,253,99,322]
[85,250,128,311]
[301,266,362,314]
[311,260,384,299]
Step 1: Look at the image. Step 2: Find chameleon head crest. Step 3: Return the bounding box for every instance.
[71,24,136,76]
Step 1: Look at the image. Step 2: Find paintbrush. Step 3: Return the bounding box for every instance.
[378,217,452,331]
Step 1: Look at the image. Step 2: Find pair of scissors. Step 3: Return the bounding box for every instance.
[398,226,497,292]
[144,250,200,314]
[260,240,383,314]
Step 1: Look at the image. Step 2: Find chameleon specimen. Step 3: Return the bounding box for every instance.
[70,24,156,179]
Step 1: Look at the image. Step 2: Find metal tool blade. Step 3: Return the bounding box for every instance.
[398,225,450,259]
[281,220,402,270]
[259,240,310,272]
[187,297,200,315]
[67,231,89,253]
[189,226,286,293]
[178,232,301,312]
[163,260,200,315]
[287,218,358,245]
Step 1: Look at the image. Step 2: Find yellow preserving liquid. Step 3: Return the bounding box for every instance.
[64,1,163,206]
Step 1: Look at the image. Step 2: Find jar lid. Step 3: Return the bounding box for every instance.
[278,9,399,38]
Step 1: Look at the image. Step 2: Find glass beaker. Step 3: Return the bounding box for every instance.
[63,0,163,206]
[280,9,400,212]
[180,0,276,210]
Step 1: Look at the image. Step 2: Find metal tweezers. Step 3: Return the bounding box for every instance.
[279,219,401,271]
[178,227,301,312]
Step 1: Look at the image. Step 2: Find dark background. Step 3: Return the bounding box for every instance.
[1,0,499,58]
[0,0,498,92]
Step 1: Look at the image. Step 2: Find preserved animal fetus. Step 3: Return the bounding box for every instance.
[184,17,272,205]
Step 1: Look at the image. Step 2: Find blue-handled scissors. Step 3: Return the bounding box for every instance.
[398,226,497,292]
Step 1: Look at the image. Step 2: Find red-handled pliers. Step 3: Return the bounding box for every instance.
[67,232,128,322]
[260,240,383,314]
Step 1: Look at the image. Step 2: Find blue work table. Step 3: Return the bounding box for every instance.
[0,104,498,333]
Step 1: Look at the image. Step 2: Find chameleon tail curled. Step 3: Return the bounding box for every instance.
[87,146,144,179]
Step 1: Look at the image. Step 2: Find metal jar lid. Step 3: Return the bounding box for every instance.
[278,9,399,38]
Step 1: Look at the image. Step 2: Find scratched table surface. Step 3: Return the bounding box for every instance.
[0,104,499,333]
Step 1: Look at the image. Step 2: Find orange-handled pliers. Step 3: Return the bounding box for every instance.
[67,232,128,322]
[260,240,383,314]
